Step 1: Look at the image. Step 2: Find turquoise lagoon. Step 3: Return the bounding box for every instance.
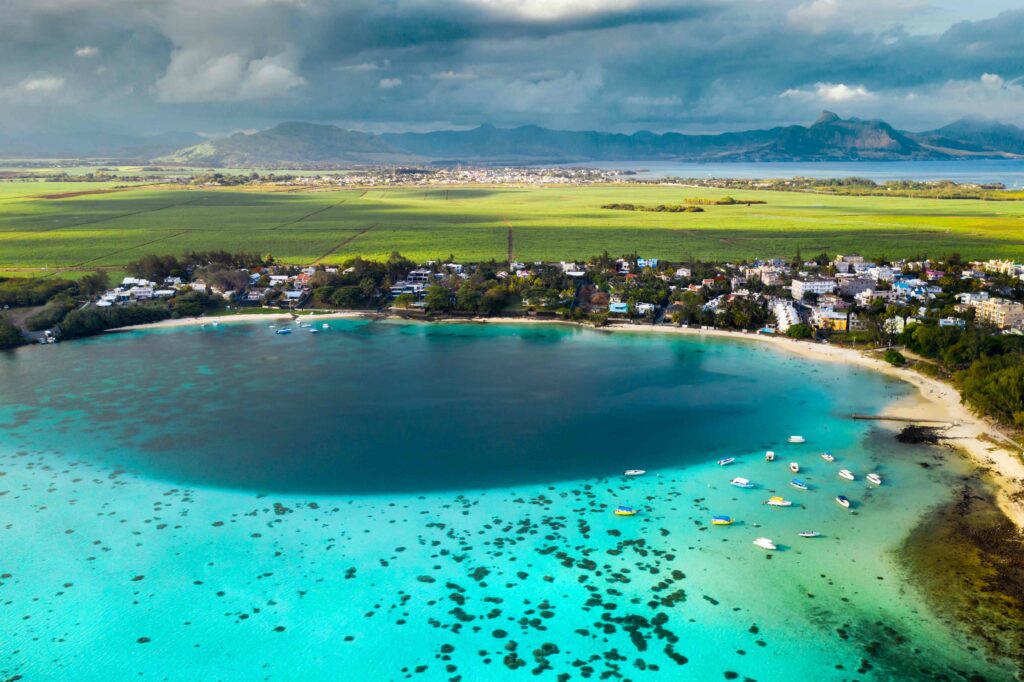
[0,320,1012,680]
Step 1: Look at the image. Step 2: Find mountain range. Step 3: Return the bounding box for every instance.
[13,112,1024,165]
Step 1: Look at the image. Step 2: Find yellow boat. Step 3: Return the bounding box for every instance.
[614,505,638,516]
[711,515,734,525]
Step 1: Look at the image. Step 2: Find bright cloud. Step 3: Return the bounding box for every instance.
[156,49,306,102]
[74,45,100,58]
[379,77,402,89]
[781,82,875,102]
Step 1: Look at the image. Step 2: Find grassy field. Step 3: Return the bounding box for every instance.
[2,181,1024,275]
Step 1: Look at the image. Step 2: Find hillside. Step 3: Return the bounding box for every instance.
[751,111,936,160]
[157,122,414,166]
[914,117,1024,156]
[154,113,1024,166]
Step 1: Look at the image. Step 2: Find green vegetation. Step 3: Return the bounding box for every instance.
[899,321,1024,428]
[602,203,704,212]
[786,323,814,339]
[0,277,76,306]
[0,314,25,350]
[884,349,907,366]
[3,183,1024,277]
[59,304,172,339]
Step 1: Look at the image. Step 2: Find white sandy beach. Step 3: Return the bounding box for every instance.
[108,311,1024,527]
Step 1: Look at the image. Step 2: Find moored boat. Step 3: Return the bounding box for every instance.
[275,328,292,335]
[753,537,777,550]
[866,473,882,486]
[765,450,776,462]
[766,496,793,507]
[790,478,809,491]
[711,515,734,526]
[717,457,735,466]
[821,452,835,462]
[835,495,851,508]
[730,477,753,489]
[838,469,855,481]
[797,531,821,538]
[789,462,800,473]
[788,435,806,444]
[614,505,638,516]
[623,469,646,476]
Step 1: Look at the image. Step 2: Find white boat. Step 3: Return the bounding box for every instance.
[322,323,330,329]
[866,473,882,486]
[797,531,821,538]
[789,462,800,473]
[835,495,851,508]
[765,451,775,462]
[821,452,835,462]
[753,537,777,550]
[309,328,319,334]
[790,478,809,491]
[838,469,855,481]
[730,477,753,489]
[623,469,646,476]
[275,328,292,335]
[717,458,735,466]
[788,435,806,444]
[211,321,219,326]
[765,496,793,507]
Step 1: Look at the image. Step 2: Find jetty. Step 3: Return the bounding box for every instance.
[851,413,953,426]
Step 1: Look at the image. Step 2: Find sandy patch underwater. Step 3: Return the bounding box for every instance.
[0,320,1016,680]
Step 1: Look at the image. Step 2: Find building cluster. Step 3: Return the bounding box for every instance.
[89,252,1024,336]
[291,166,625,187]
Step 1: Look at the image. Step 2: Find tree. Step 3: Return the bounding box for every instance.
[786,323,813,339]
[0,315,25,350]
[394,293,416,308]
[78,270,110,296]
[883,350,906,366]
[424,285,452,312]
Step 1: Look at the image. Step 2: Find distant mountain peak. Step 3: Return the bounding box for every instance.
[814,110,841,125]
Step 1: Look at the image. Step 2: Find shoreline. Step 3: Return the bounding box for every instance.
[106,310,1024,527]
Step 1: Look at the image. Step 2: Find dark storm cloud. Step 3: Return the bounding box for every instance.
[1,1,1023,135]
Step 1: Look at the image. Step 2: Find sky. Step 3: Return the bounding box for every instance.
[3,0,1024,137]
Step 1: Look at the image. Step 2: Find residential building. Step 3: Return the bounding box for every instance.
[974,298,1024,329]
[791,277,836,301]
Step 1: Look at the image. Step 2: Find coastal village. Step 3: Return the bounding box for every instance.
[59,252,1024,340]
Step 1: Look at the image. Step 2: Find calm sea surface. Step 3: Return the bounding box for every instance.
[564,159,1024,187]
[0,320,1014,679]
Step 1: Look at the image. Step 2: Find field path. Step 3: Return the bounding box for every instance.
[268,197,347,231]
[310,223,380,265]
[34,196,205,234]
[57,230,193,274]
[504,217,514,264]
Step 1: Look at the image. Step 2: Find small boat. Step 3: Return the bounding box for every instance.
[753,537,777,550]
[766,496,793,507]
[614,505,638,516]
[275,328,292,335]
[835,495,851,508]
[788,435,806,444]
[797,531,821,538]
[717,458,735,467]
[623,469,646,476]
[309,328,319,334]
[211,321,220,327]
[838,469,855,481]
[866,473,882,486]
[789,462,800,473]
[711,515,734,526]
[322,323,330,329]
[730,477,753,489]
[790,478,809,491]
[765,450,776,462]
[821,452,835,462]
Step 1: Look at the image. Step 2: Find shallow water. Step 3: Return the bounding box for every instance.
[0,320,1015,679]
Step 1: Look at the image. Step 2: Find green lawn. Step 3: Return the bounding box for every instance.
[2,182,1024,275]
